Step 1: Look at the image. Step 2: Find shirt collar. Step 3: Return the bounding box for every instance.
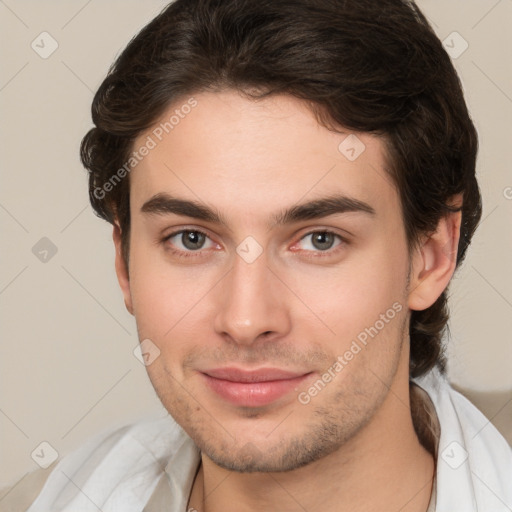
[163,428,201,511]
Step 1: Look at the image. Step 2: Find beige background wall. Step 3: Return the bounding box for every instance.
[1,0,511,487]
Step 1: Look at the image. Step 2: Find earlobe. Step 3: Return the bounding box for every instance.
[113,222,134,316]
[407,204,462,311]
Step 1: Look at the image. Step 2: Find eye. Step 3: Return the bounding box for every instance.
[163,229,217,253]
[294,231,344,252]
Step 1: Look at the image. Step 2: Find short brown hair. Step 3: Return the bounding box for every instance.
[81,0,482,379]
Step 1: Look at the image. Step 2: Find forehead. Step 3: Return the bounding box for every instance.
[129,90,398,224]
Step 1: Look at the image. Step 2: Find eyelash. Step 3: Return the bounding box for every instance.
[161,228,348,260]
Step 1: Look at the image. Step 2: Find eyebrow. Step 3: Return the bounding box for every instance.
[140,192,376,229]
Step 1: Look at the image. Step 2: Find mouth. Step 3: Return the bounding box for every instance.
[200,367,314,407]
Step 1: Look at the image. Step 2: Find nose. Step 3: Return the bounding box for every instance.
[213,250,292,346]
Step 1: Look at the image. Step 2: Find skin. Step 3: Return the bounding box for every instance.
[113,90,461,512]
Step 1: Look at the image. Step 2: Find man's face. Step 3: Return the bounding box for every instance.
[123,90,412,472]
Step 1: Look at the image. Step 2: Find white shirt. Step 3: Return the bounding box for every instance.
[25,369,512,512]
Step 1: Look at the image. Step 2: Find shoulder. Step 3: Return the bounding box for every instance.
[450,385,512,446]
[2,413,192,512]
[414,370,512,511]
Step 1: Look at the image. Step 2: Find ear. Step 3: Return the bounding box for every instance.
[113,222,134,315]
[408,196,463,311]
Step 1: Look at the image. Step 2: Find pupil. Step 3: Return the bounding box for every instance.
[312,232,334,250]
[183,231,204,250]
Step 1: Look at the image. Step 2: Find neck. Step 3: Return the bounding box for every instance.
[189,366,435,512]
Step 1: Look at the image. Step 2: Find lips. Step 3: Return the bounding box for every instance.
[200,367,313,407]
[204,367,307,382]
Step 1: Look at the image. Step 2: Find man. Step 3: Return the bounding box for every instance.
[3,0,511,510]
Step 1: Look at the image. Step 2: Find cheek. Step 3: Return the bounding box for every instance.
[286,238,409,353]
[128,245,175,332]
[128,243,218,354]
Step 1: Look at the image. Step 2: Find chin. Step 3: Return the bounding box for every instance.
[191,415,360,473]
